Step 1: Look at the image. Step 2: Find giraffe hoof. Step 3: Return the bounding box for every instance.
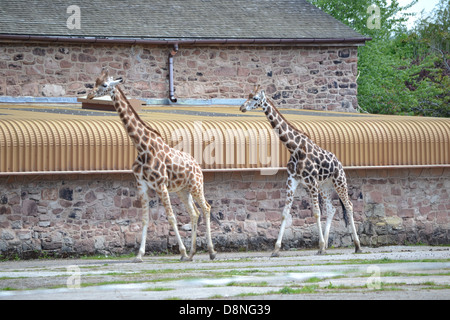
[355,248,363,254]
[209,251,217,260]
[316,250,326,255]
[271,251,280,258]
[180,255,193,262]
[132,257,144,263]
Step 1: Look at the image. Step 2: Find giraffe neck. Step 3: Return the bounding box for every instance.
[111,86,163,153]
[261,99,309,153]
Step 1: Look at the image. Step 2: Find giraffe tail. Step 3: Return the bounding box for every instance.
[210,211,222,226]
[339,198,349,227]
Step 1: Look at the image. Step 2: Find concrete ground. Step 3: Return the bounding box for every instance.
[0,245,449,300]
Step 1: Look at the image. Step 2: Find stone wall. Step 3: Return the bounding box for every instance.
[0,42,358,111]
[0,168,448,259]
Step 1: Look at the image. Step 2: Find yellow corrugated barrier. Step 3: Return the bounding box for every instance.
[0,104,449,174]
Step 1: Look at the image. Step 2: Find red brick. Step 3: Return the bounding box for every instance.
[256,191,267,200]
[265,211,280,221]
[419,206,431,215]
[268,190,281,199]
[244,191,256,200]
[436,212,448,224]
[367,190,383,204]
[21,200,37,216]
[399,208,415,218]
[391,187,402,196]
[292,218,305,226]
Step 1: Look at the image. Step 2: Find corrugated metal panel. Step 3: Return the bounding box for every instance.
[291,117,450,167]
[151,119,288,170]
[0,105,449,174]
[0,119,136,172]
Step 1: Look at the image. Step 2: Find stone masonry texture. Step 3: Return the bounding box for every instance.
[0,43,359,111]
[0,168,448,259]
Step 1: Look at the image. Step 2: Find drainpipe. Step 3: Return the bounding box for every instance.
[168,43,179,103]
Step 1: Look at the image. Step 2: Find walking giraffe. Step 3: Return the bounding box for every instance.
[87,69,216,262]
[240,85,362,256]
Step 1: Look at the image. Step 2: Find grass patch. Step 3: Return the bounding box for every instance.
[370,283,404,291]
[142,287,174,292]
[325,282,365,290]
[212,269,263,277]
[346,258,450,265]
[165,296,182,300]
[235,292,266,297]
[226,281,269,287]
[80,253,136,260]
[0,276,27,280]
[278,285,319,294]
[0,287,19,291]
[422,283,450,290]
[304,277,323,283]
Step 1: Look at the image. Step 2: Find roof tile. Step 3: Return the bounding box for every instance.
[0,0,365,40]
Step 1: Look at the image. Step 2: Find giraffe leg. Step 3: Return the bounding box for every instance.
[333,176,363,253]
[134,181,149,263]
[319,183,336,250]
[323,201,335,250]
[158,186,188,260]
[177,191,199,261]
[310,186,326,255]
[193,192,216,260]
[272,176,298,257]
[346,204,362,253]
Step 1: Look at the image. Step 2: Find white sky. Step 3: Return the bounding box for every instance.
[396,0,441,29]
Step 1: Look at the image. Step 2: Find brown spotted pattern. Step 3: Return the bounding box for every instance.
[241,85,362,255]
[88,69,216,262]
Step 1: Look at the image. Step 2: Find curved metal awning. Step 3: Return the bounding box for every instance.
[0,104,449,175]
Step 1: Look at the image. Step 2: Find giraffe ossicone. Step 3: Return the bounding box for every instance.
[241,85,362,255]
[88,68,216,262]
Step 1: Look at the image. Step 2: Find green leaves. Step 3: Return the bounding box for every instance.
[308,0,417,39]
[308,0,449,117]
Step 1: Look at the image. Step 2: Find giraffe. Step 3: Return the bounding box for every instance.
[240,85,362,256]
[87,69,216,262]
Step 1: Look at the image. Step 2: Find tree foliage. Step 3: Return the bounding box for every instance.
[308,0,449,117]
[309,0,417,39]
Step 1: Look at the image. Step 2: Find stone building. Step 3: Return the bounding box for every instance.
[0,0,369,111]
[0,1,448,258]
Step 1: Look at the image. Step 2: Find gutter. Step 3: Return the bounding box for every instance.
[1,165,448,176]
[0,164,450,177]
[0,34,371,45]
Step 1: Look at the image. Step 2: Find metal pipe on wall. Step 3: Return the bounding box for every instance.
[168,43,179,103]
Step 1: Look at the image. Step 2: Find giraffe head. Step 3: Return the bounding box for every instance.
[240,85,266,113]
[87,68,123,99]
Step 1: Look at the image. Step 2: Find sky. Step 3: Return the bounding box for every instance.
[397,0,441,29]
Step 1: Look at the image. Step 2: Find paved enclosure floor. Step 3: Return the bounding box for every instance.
[0,245,449,300]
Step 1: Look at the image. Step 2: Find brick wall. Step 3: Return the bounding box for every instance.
[1,168,448,259]
[0,42,358,111]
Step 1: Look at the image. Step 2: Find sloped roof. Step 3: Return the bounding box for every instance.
[0,0,368,43]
